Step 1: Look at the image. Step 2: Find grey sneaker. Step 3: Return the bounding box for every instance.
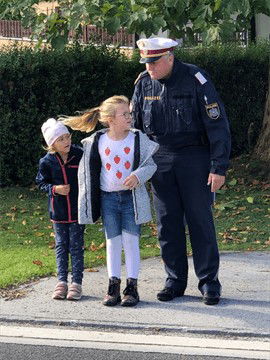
[67,283,82,301]
[52,281,68,300]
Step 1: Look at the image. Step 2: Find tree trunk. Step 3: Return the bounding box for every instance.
[254,68,270,162]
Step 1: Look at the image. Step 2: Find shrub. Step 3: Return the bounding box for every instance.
[0,43,268,186]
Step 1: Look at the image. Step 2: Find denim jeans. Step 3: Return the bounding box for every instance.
[53,222,85,284]
[101,190,141,239]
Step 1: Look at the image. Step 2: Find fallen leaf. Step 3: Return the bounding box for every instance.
[98,242,106,249]
[32,260,43,267]
[229,178,237,186]
[238,206,247,211]
[90,242,98,251]
[35,232,44,237]
[85,268,99,272]
[0,289,29,301]
[48,241,55,249]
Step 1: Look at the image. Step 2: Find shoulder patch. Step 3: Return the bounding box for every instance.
[195,72,207,85]
[134,71,148,85]
[205,103,220,120]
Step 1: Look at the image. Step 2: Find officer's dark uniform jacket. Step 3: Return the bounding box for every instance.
[132,58,231,175]
[36,145,83,223]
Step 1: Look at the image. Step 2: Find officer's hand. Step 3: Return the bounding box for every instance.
[54,184,70,195]
[207,174,225,192]
[123,174,139,190]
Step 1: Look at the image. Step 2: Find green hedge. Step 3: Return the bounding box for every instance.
[0,43,269,186]
[0,44,133,186]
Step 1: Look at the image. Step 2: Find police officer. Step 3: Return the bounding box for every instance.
[132,37,231,305]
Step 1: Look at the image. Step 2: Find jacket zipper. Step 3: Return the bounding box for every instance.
[55,154,72,222]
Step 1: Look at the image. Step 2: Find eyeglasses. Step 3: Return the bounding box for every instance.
[118,112,132,120]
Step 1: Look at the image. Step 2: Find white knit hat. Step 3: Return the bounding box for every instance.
[41,118,69,147]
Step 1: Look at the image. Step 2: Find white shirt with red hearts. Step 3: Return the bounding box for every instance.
[99,132,135,191]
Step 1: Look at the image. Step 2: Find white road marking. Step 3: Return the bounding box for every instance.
[0,325,269,359]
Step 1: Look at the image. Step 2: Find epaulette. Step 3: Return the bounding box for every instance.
[134,70,148,85]
[185,63,208,85]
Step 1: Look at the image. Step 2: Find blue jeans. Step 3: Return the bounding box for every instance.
[101,190,141,239]
[53,222,85,284]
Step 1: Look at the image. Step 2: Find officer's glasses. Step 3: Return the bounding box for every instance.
[118,112,132,120]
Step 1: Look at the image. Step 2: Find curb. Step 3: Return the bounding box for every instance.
[1,316,269,339]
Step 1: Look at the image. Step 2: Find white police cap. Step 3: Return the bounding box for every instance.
[137,37,178,63]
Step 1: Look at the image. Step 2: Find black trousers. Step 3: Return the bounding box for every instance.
[151,145,221,295]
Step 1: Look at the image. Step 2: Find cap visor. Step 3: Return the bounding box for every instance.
[139,56,162,64]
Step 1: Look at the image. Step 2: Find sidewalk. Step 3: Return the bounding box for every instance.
[0,252,269,337]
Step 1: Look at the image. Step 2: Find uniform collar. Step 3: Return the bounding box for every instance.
[158,58,185,86]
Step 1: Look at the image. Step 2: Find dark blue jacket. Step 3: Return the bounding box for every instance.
[132,59,231,175]
[36,145,83,223]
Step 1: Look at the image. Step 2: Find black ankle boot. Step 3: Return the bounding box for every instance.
[102,277,121,306]
[121,278,139,307]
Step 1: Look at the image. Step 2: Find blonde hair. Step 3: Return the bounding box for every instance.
[43,144,56,154]
[59,95,129,133]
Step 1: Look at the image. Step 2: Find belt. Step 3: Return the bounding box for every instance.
[151,132,209,147]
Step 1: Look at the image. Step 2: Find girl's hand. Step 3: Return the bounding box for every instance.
[54,184,70,195]
[123,174,139,190]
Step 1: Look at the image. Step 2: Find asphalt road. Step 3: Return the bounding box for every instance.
[0,342,250,360]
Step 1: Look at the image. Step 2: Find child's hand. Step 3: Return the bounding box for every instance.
[123,174,139,190]
[54,184,70,195]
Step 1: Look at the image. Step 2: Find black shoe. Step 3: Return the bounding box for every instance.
[121,278,140,307]
[157,287,185,302]
[202,291,220,305]
[103,277,121,306]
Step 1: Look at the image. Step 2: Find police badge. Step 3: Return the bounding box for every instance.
[205,103,220,120]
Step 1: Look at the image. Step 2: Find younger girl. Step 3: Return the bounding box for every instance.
[61,95,158,307]
[36,118,84,301]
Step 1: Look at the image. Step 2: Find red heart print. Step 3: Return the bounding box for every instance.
[106,163,111,171]
[124,147,130,154]
[116,171,122,179]
[125,161,131,169]
[105,147,110,156]
[114,155,120,164]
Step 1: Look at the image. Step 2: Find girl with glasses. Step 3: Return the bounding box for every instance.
[60,95,159,307]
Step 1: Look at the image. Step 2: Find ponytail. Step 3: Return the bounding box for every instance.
[59,95,129,133]
[59,107,100,133]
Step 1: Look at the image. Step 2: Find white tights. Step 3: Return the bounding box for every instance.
[106,231,140,279]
